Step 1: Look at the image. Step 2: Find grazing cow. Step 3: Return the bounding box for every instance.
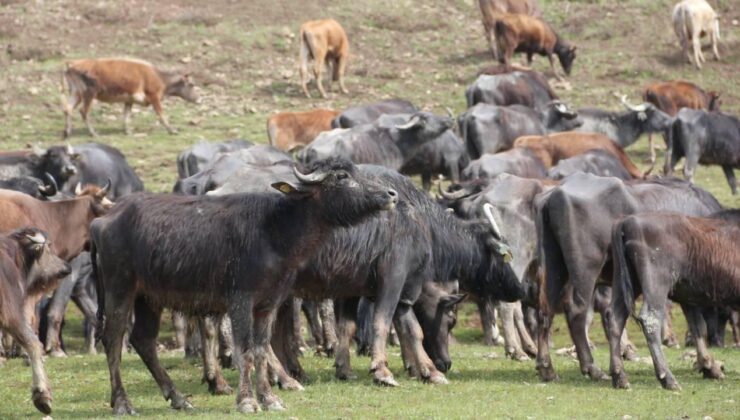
[299,19,350,98]
[0,146,78,186]
[643,80,721,116]
[174,145,292,195]
[459,102,580,158]
[331,99,418,129]
[608,210,740,390]
[62,58,200,137]
[462,148,547,180]
[267,109,339,151]
[574,96,674,165]
[465,72,558,111]
[494,13,576,79]
[177,140,253,179]
[478,0,541,59]
[547,150,635,180]
[0,174,59,200]
[399,130,469,191]
[535,174,721,382]
[297,112,455,171]
[665,109,740,195]
[672,0,720,69]
[514,132,644,178]
[0,228,71,414]
[91,158,397,414]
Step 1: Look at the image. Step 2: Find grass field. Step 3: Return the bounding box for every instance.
[1,0,739,418]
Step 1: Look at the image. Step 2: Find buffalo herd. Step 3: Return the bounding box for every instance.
[1,0,738,416]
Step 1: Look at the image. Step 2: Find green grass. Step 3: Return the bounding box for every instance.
[0,0,739,418]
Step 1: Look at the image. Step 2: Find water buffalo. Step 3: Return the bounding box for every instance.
[177,139,253,179]
[465,72,557,111]
[547,150,635,181]
[462,148,547,181]
[331,99,418,129]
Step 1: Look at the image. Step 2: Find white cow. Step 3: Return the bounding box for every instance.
[672,0,721,69]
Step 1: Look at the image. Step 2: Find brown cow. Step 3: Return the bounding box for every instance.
[514,132,643,178]
[299,19,350,99]
[494,13,576,80]
[0,228,71,414]
[643,80,721,117]
[479,0,541,59]
[62,58,200,137]
[267,109,340,151]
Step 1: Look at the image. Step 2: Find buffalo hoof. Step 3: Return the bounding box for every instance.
[537,363,559,382]
[374,375,399,387]
[207,377,233,395]
[237,398,261,414]
[371,365,399,387]
[622,346,638,362]
[335,366,356,381]
[32,388,52,415]
[112,397,137,416]
[261,395,286,411]
[659,373,681,391]
[587,366,609,381]
[699,361,725,380]
[611,372,630,389]
[425,371,449,385]
[510,351,531,362]
[169,393,194,411]
[279,377,304,391]
[48,349,67,358]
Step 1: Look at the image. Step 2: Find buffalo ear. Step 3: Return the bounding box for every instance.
[442,293,467,308]
[271,182,311,197]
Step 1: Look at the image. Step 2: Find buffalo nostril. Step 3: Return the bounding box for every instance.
[387,189,398,202]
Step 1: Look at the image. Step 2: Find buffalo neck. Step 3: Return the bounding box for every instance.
[613,112,646,147]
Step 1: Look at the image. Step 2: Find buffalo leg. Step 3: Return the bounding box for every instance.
[129,298,192,411]
[513,303,537,357]
[319,298,337,356]
[478,298,502,346]
[172,311,187,350]
[101,289,136,414]
[71,267,98,355]
[662,301,679,347]
[607,286,632,389]
[219,315,234,368]
[334,298,359,380]
[564,300,607,380]
[499,302,528,360]
[638,298,678,390]
[272,299,306,381]
[722,165,737,195]
[301,299,324,350]
[536,307,558,381]
[253,309,285,411]
[682,305,724,380]
[198,316,232,395]
[369,275,406,387]
[394,303,447,384]
[229,296,259,413]
[265,344,304,391]
[291,298,307,351]
[44,273,77,357]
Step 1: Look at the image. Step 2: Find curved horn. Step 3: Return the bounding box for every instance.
[74,182,83,195]
[96,178,112,198]
[445,107,454,119]
[395,115,421,130]
[38,173,58,197]
[66,142,75,155]
[438,183,472,201]
[619,95,647,112]
[26,231,46,244]
[32,144,45,156]
[293,166,329,184]
[483,203,503,239]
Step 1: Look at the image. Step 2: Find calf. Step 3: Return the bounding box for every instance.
[478,0,541,59]
[672,0,720,69]
[535,174,721,382]
[0,228,71,414]
[514,132,644,177]
[331,99,418,129]
[465,72,558,111]
[494,13,576,79]
[62,58,199,137]
[299,19,350,98]
[608,210,740,390]
[267,109,339,151]
[665,108,740,195]
[643,80,721,116]
[177,139,253,179]
[91,158,397,414]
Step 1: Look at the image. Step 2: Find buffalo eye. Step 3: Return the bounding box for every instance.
[336,172,348,180]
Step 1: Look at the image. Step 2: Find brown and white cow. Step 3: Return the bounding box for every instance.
[672,0,721,69]
[62,58,200,137]
[478,0,541,59]
[0,228,71,414]
[299,19,350,99]
[267,109,340,151]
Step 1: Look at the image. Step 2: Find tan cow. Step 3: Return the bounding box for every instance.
[267,109,339,151]
[672,0,720,69]
[298,19,350,99]
[479,0,541,59]
[62,58,200,137]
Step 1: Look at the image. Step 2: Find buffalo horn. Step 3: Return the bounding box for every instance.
[293,166,329,184]
[438,183,471,201]
[38,173,58,196]
[483,203,503,239]
[66,142,75,155]
[620,95,647,112]
[395,115,421,130]
[26,231,46,244]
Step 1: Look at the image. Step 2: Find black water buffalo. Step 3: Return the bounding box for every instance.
[174,145,291,195]
[91,158,397,414]
[0,147,77,186]
[459,102,580,159]
[297,112,455,171]
[665,109,740,195]
[0,174,59,200]
[465,72,557,111]
[176,139,253,179]
[535,174,722,383]
[608,210,740,391]
[57,143,144,198]
[331,99,418,128]
[547,150,634,180]
[399,130,469,191]
[462,148,547,180]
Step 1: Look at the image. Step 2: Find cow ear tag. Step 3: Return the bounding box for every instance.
[272,182,297,194]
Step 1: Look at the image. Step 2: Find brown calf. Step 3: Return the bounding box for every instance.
[0,228,71,414]
[299,19,350,99]
[267,109,339,151]
[494,13,576,80]
[514,132,643,178]
[479,0,541,59]
[643,80,721,117]
[62,58,200,137]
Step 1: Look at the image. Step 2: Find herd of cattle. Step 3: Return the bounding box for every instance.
[1,0,739,416]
